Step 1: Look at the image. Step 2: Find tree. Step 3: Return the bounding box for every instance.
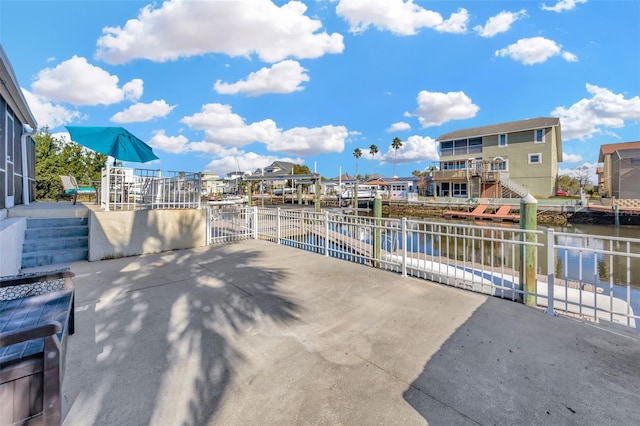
[287,164,313,188]
[391,137,403,177]
[35,129,108,200]
[369,144,378,175]
[353,148,362,176]
[575,165,591,190]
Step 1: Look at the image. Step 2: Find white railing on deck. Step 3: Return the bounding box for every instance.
[100,166,201,211]
[206,206,640,330]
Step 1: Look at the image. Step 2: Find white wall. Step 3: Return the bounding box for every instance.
[0,217,26,277]
[89,209,207,261]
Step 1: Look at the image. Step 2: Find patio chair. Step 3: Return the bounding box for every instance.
[57,175,97,205]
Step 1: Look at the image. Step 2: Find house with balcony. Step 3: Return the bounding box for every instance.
[433,117,563,199]
[597,141,640,199]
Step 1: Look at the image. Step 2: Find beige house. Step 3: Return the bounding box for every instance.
[597,141,640,199]
[433,117,563,198]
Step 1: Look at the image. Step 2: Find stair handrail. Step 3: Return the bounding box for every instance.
[499,173,528,197]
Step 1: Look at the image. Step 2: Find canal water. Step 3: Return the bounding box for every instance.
[382,214,640,290]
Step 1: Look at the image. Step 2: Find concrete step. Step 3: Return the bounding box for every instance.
[25,225,88,240]
[26,217,88,228]
[21,248,89,269]
[22,236,88,254]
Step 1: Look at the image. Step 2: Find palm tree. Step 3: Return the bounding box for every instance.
[353,148,362,177]
[369,144,378,176]
[391,137,403,177]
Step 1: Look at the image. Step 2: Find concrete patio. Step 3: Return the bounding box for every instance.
[60,239,640,425]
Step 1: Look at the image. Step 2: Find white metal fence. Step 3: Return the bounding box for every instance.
[100,166,201,211]
[206,206,640,330]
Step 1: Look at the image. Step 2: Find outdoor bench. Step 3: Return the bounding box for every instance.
[0,270,75,426]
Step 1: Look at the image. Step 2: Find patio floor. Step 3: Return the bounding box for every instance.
[58,239,640,425]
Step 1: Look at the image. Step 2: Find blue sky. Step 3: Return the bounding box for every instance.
[1,0,639,181]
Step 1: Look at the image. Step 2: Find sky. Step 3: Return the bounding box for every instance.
[1,0,639,182]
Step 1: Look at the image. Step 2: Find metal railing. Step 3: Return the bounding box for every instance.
[100,166,201,211]
[206,207,640,330]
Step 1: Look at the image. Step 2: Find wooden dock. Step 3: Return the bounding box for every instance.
[444,205,520,222]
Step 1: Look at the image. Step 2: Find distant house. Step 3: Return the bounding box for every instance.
[1,44,38,210]
[597,141,640,199]
[433,117,563,198]
[200,172,224,196]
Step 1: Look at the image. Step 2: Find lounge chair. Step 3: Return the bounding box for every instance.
[57,175,97,205]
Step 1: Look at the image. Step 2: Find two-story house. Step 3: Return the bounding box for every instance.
[433,117,563,199]
[597,141,640,199]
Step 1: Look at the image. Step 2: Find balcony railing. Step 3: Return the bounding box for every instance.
[433,170,468,180]
[100,166,201,211]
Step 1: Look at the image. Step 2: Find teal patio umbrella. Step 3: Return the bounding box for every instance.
[65,126,159,165]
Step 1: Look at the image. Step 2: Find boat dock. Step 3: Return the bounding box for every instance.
[444,204,520,222]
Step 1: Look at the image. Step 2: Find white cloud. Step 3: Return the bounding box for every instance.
[379,135,439,164]
[386,121,411,132]
[214,60,310,96]
[336,0,468,35]
[269,125,348,156]
[406,89,479,127]
[495,37,577,65]
[551,84,640,140]
[111,100,177,123]
[204,149,302,175]
[541,0,587,13]
[562,152,583,163]
[181,103,280,148]
[22,88,83,128]
[31,56,142,105]
[473,9,527,38]
[182,103,348,156]
[95,0,344,64]
[148,130,189,154]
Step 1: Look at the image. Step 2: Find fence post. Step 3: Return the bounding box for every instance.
[247,182,252,208]
[205,206,211,245]
[519,193,538,306]
[253,206,258,240]
[545,228,557,316]
[324,211,330,257]
[373,194,382,267]
[315,180,321,213]
[353,182,359,216]
[297,185,303,205]
[277,207,281,244]
[401,217,407,277]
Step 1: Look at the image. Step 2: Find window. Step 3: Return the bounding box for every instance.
[528,153,542,164]
[453,183,468,197]
[499,134,507,147]
[631,158,640,167]
[490,157,508,171]
[535,129,544,144]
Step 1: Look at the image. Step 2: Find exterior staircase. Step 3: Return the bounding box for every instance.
[499,173,529,198]
[21,218,89,269]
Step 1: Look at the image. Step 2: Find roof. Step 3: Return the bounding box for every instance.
[597,141,640,162]
[0,44,37,129]
[436,117,560,141]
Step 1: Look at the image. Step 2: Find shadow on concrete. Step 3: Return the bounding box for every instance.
[62,244,298,425]
[403,297,640,425]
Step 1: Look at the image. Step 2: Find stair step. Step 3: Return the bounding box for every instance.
[21,248,89,269]
[26,217,88,228]
[25,226,88,240]
[22,236,88,254]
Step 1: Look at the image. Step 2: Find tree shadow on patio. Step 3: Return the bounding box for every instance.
[62,244,299,425]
